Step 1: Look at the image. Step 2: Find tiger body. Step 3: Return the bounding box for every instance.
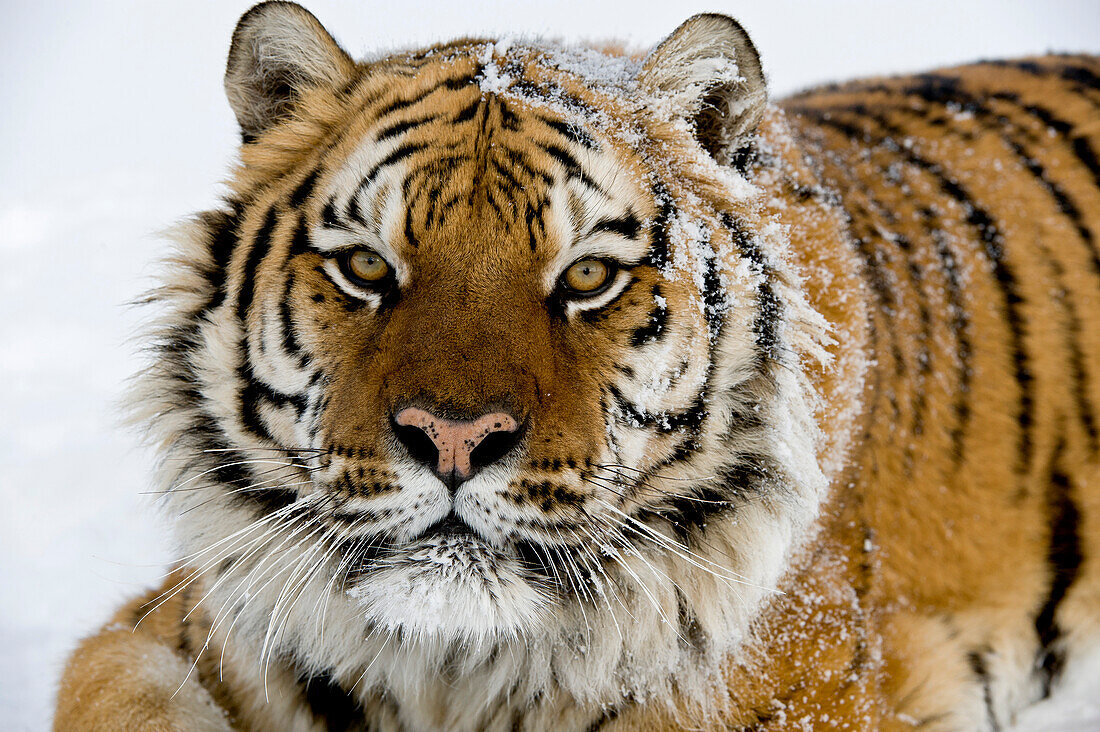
[55,4,1100,730]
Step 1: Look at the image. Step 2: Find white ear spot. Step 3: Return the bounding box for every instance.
[639,14,768,164]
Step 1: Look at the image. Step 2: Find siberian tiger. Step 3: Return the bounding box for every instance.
[54,2,1100,730]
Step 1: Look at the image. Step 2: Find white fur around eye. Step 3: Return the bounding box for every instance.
[320,257,385,307]
[561,267,633,317]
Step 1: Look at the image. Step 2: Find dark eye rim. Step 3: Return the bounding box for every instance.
[336,248,395,291]
[558,258,620,299]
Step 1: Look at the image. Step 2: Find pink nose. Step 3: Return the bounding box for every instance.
[393,407,519,480]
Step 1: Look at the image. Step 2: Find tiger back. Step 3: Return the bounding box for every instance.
[781,57,1100,728]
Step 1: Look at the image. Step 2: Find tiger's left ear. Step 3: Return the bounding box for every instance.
[639,14,767,166]
[225,1,356,142]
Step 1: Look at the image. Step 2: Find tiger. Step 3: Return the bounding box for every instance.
[54,2,1100,730]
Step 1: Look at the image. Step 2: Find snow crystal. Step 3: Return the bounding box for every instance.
[477,41,514,94]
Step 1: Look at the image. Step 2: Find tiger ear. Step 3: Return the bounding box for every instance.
[639,14,767,166]
[225,1,356,142]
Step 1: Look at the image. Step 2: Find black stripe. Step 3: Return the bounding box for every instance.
[343,141,437,229]
[852,187,933,464]
[490,157,526,196]
[200,207,241,312]
[967,650,1001,732]
[607,384,706,434]
[591,213,641,240]
[237,372,275,443]
[629,284,668,347]
[928,225,973,465]
[313,265,365,312]
[1035,460,1083,698]
[288,168,320,208]
[202,435,299,513]
[345,190,369,229]
[296,669,364,731]
[901,234,933,445]
[700,244,726,342]
[497,145,554,186]
[500,103,522,131]
[485,188,507,222]
[287,215,312,257]
[1006,136,1100,276]
[525,196,547,252]
[177,584,193,658]
[236,206,279,323]
[1071,135,1100,191]
[641,185,673,269]
[279,272,309,369]
[419,178,440,230]
[238,356,308,426]
[403,204,419,248]
[987,58,1100,96]
[373,96,414,120]
[174,417,296,514]
[439,73,477,92]
[634,455,773,544]
[508,77,598,119]
[235,483,298,514]
[537,116,598,149]
[451,99,480,124]
[998,100,1100,198]
[357,141,428,194]
[321,196,345,230]
[369,74,475,120]
[771,126,903,418]
[434,189,466,229]
[1059,63,1100,93]
[725,219,782,360]
[540,142,601,192]
[375,112,439,143]
[772,120,903,429]
[1012,101,1073,136]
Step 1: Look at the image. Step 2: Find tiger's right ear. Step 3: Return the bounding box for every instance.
[639,14,767,166]
[225,1,356,142]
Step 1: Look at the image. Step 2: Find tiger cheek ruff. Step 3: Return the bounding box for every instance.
[55,3,1100,731]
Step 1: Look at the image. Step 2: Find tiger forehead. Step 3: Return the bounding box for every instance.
[317,67,654,263]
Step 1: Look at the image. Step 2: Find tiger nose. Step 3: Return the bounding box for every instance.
[392,407,521,488]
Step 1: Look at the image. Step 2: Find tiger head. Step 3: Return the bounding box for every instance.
[145,1,848,709]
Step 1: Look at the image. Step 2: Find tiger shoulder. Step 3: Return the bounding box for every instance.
[55,3,1100,730]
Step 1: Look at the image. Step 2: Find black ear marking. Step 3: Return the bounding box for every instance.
[639,14,767,167]
[224,1,356,141]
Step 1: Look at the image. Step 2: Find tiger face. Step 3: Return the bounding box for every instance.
[283,87,672,635]
[155,3,831,685]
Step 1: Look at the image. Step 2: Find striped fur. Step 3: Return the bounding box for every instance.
[55,4,1100,731]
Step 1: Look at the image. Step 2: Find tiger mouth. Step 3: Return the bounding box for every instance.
[418,514,480,541]
[338,513,518,568]
[336,511,570,592]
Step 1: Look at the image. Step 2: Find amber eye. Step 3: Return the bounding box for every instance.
[340,248,391,286]
[562,258,614,295]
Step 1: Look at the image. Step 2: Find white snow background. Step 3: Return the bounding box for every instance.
[2,1,1098,729]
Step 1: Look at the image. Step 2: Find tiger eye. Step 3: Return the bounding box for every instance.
[345,249,390,284]
[563,259,612,294]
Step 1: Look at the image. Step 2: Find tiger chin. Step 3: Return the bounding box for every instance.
[55,3,1100,731]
